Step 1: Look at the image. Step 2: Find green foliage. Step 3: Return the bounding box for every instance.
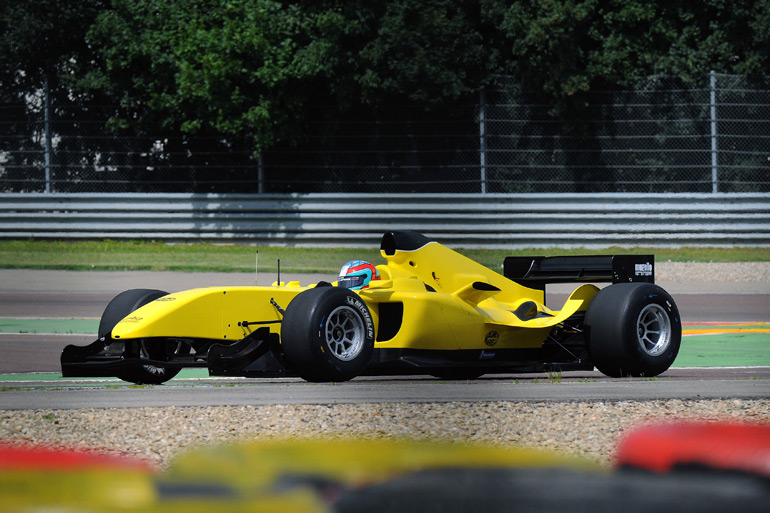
[493,0,770,117]
[358,0,491,107]
[78,0,349,152]
[0,0,102,97]
[3,0,769,154]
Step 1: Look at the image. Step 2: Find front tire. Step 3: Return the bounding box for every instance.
[585,283,681,378]
[100,289,183,385]
[281,287,375,382]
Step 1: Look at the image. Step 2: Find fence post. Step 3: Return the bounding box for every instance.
[258,155,264,194]
[710,70,718,193]
[44,75,52,193]
[479,88,487,194]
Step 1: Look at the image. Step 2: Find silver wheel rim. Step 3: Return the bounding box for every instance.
[636,304,671,356]
[325,306,365,361]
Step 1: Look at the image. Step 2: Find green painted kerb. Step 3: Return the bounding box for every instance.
[0,318,98,335]
[676,333,770,367]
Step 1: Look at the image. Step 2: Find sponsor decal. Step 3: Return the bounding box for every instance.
[154,297,176,302]
[484,330,499,347]
[480,350,496,360]
[635,262,653,277]
[120,315,143,323]
[346,296,374,339]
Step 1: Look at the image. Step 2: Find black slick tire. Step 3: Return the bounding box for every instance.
[585,283,681,378]
[281,287,375,382]
[100,289,182,385]
[99,289,167,337]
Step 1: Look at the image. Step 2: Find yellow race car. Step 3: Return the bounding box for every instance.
[61,231,681,384]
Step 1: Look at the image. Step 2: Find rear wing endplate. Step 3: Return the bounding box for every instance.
[504,255,654,291]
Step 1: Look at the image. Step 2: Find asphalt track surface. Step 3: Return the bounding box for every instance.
[1,269,768,409]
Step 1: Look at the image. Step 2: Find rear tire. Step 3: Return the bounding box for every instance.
[281,287,374,382]
[100,289,183,385]
[585,283,681,378]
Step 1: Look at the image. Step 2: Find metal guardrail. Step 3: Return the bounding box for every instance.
[1,193,768,247]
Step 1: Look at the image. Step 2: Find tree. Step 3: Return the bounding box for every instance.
[3,0,770,192]
[0,1,106,191]
[356,0,492,108]
[76,0,352,154]
[0,0,103,98]
[489,0,770,117]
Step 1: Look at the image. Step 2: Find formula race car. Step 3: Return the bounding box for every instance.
[61,231,682,384]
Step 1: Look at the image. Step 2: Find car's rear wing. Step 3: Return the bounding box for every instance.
[503,255,654,291]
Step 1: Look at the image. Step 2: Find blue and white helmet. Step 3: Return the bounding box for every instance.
[338,260,380,290]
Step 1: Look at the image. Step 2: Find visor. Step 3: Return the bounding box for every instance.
[338,275,367,289]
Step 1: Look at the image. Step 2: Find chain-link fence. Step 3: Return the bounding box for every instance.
[483,73,770,194]
[1,73,768,193]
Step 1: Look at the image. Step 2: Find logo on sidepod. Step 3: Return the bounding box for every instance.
[635,262,653,277]
[484,331,499,347]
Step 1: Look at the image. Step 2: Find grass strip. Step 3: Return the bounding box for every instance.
[0,318,98,335]
[1,240,767,273]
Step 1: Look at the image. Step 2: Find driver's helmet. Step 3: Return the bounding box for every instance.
[338,260,380,290]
